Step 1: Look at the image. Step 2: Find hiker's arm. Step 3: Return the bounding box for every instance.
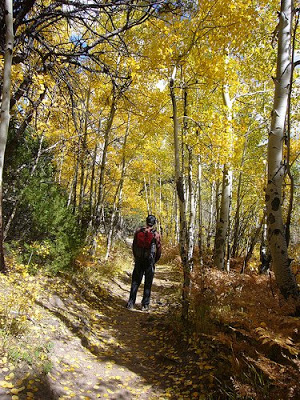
[155,232,162,262]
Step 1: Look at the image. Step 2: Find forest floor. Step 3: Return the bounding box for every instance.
[0,245,299,399]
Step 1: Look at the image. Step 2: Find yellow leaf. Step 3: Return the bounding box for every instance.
[0,380,13,388]
[5,372,15,380]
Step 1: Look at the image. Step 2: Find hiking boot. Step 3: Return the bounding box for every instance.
[141,304,149,311]
[126,301,134,310]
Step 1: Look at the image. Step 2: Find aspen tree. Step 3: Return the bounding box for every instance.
[232,137,248,258]
[214,83,233,270]
[79,86,91,227]
[105,114,130,260]
[0,0,13,273]
[206,181,215,249]
[184,89,196,275]
[266,0,298,299]
[96,86,117,222]
[214,165,232,270]
[170,66,190,320]
[197,156,203,264]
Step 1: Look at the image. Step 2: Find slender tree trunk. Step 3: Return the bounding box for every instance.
[220,83,234,271]
[187,146,196,272]
[105,114,130,259]
[183,86,196,273]
[31,133,45,176]
[72,149,80,214]
[58,144,65,185]
[96,93,116,220]
[105,178,123,260]
[0,0,14,273]
[89,142,98,222]
[173,186,179,243]
[158,174,162,234]
[197,156,203,264]
[3,201,17,241]
[67,175,74,208]
[79,86,91,227]
[149,175,153,214]
[285,10,298,246]
[266,0,298,298]
[258,216,272,274]
[144,176,150,214]
[170,68,189,320]
[88,116,102,228]
[231,170,243,258]
[215,177,221,229]
[214,165,232,270]
[241,213,265,273]
[232,137,248,257]
[207,180,215,249]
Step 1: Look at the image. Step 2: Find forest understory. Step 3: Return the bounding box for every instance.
[0,243,299,400]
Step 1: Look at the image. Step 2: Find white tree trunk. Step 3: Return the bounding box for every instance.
[184,86,196,273]
[0,0,14,272]
[105,114,130,260]
[214,84,233,270]
[232,137,248,257]
[170,67,190,320]
[206,180,215,249]
[214,165,232,270]
[173,186,179,243]
[95,93,116,226]
[266,0,298,298]
[197,156,203,265]
[187,146,196,271]
[79,86,91,226]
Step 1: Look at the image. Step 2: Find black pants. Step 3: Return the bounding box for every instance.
[128,257,155,306]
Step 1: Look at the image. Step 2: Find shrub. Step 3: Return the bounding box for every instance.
[20,177,82,273]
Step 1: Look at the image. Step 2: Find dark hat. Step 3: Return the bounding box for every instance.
[146,215,156,227]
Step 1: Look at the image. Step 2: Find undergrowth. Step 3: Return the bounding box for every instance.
[190,263,300,399]
[158,246,299,398]
[73,236,133,291]
[0,267,54,377]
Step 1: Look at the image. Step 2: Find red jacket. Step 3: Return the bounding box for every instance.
[132,226,162,263]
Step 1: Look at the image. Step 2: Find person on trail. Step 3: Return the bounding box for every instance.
[126,215,161,311]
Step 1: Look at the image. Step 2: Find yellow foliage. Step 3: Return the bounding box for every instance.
[0,266,41,336]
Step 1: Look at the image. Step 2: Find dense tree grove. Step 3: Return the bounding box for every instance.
[0,0,299,308]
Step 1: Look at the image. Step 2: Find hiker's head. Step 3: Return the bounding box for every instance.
[146,215,156,227]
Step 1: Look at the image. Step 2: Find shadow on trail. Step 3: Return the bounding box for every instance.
[87,263,188,395]
[34,266,204,399]
[34,263,220,399]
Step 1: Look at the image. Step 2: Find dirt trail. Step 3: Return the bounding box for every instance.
[0,262,219,400]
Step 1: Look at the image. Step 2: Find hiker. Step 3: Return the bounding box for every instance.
[126,215,162,311]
